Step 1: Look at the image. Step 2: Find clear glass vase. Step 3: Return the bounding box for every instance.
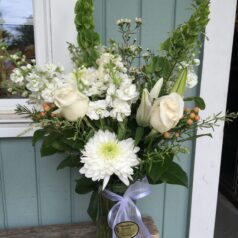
[96,183,127,238]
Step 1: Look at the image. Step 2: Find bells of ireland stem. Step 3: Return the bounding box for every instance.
[136,89,152,127]
[171,68,188,96]
[150,78,163,99]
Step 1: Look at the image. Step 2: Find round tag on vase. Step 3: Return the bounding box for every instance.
[114,221,139,238]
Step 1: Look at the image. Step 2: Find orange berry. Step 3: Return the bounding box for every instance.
[175,132,180,138]
[40,111,46,117]
[43,103,51,112]
[49,103,56,109]
[187,119,193,126]
[190,112,196,119]
[195,115,200,121]
[184,107,190,113]
[193,107,200,113]
[163,132,170,139]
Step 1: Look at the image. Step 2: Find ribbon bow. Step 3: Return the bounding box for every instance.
[103,177,152,238]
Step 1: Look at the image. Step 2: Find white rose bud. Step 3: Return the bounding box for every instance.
[136,89,152,127]
[54,86,89,121]
[150,92,184,133]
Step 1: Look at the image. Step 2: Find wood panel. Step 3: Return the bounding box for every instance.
[0,139,38,228]
[162,1,194,238]
[34,143,71,226]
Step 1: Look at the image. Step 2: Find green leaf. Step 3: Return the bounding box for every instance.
[147,154,173,184]
[40,133,59,157]
[57,156,81,170]
[184,96,206,110]
[87,191,99,222]
[40,144,58,157]
[75,176,97,194]
[32,129,46,146]
[117,120,127,140]
[134,127,144,145]
[160,162,188,187]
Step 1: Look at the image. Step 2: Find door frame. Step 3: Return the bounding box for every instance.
[189,1,237,237]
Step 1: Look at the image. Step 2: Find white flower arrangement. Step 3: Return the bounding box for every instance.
[1,0,237,234]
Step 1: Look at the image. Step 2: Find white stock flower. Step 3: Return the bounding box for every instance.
[116,82,138,102]
[87,100,110,120]
[79,130,140,190]
[150,92,184,133]
[54,86,89,121]
[110,99,131,122]
[186,69,198,88]
[10,69,25,83]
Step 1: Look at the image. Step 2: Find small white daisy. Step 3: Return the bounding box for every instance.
[79,130,140,190]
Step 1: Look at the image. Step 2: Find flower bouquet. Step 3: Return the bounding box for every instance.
[1,0,237,237]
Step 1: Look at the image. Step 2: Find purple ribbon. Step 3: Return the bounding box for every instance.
[103,177,152,238]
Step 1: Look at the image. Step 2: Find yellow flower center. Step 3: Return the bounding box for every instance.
[99,142,120,160]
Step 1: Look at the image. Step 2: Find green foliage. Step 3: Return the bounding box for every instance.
[143,0,210,93]
[74,0,100,67]
[87,191,99,221]
[75,176,98,194]
[160,0,210,63]
[145,152,188,187]
[57,155,81,170]
[184,96,206,110]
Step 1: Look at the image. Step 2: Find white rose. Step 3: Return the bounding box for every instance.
[150,92,184,133]
[54,86,89,121]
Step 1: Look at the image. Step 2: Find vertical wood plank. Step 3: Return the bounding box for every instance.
[141,0,175,50]
[0,140,7,228]
[0,139,38,228]
[138,1,177,235]
[106,0,140,42]
[94,0,107,45]
[35,143,71,225]
[162,1,194,238]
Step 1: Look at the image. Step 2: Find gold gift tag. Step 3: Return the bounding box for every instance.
[115,221,139,238]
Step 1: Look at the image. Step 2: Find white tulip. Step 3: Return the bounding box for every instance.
[136,89,152,127]
[150,78,163,99]
[150,92,184,133]
[54,86,89,121]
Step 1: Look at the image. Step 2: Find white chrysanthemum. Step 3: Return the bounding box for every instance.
[79,130,140,190]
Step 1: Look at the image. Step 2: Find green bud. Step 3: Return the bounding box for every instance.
[170,68,187,96]
[136,89,152,127]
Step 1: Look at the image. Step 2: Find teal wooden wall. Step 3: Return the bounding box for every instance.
[0,0,197,237]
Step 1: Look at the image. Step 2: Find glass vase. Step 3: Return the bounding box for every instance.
[96,183,127,238]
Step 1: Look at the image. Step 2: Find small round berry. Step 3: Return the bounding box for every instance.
[190,112,196,119]
[187,119,193,126]
[175,132,180,138]
[49,103,56,109]
[163,132,170,139]
[184,107,190,113]
[195,115,200,121]
[193,107,200,113]
[43,103,51,112]
[40,111,46,117]
[51,113,57,118]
